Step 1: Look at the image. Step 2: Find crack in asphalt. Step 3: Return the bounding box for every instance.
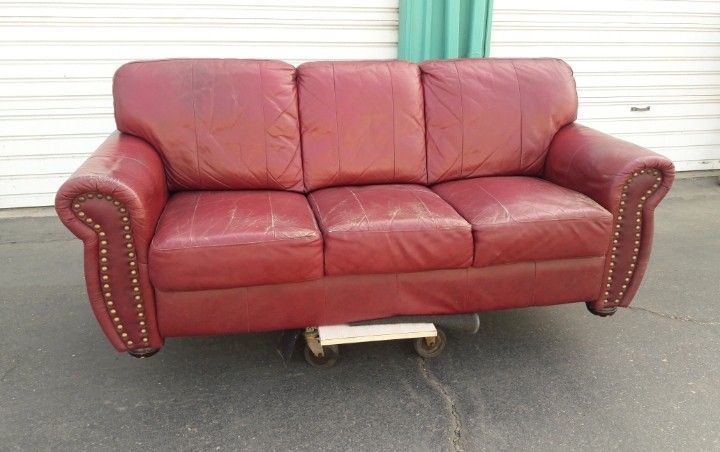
[417,357,463,452]
[629,305,720,326]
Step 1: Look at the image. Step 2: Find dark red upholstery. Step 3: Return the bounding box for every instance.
[156,257,605,337]
[545,123,675,313]
[421,58,577,183]
[114,59,303,192]
[150,191,323,291]
[432,176,613,267]
[55,58,675,354]
[55,132,167,352]
[308,184,472,275]
[297,60,427,191]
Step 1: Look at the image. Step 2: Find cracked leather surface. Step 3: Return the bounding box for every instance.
[432,176,613,267]
[114,59,303,192]
[308,184,473,275]
[150,190,323,291]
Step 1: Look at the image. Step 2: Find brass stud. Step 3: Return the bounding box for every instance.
[128,252,135,258]
[121,217,129,223]
[109,309,116,315]
[614,299,620,303]
[113,317,120,323]
[139,321,146,326]
[99,231,106,237]
[105,195,112,200]
[104,292,111,298]
[614,232,619,237]
[123,225,130,231]
[138,312,145,318]
[100,240,107,246]
[101,275,109,281]
[127,341,134,346]
[121,332,128,338]
[101,266,108,272]
[134,295,141,301]
[78,211,86,217]
[117,324,123,330]
[142,338,149,343]
[93,224,101,230]
[129,261,136,267]
[136,303,142,309]
[130,269,137,276]
[78,196,86,202]
[140,328,147,334]
[646,189,652,195]
[113,200,120,206]
[656,177,661,182]
[622,284,627,289]
[126,243,133,249]
[102,283,110,289]
[133,286,140,292]
[106,301,113,307]
[119,207,127,213]
[641,196,647,201]
[100,249,108,255]
[73,203,80,209]
[613,239,618,244]
[124,234,131,240]
[100,257,108,263]
[625,277,630,282]
[620,201,626,206]
[627,270,633,275]
[131,278,138,284]
[630,263,636,268]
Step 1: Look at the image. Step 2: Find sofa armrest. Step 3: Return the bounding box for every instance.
[544,123,675,313]
[55,132,168,352]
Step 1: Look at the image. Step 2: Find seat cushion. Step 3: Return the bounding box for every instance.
[149,191,323,291]
[432,177,612,267]
[308,184,473,275]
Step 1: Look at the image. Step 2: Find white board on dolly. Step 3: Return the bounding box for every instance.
[318,323,437,346]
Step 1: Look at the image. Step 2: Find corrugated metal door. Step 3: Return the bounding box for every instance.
[0,0,399,208]
[491,0,720,172]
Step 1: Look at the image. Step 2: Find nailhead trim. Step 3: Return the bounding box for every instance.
[72,193,149,350]
[602,169,663,307]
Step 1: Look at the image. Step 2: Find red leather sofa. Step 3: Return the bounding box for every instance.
[55,58,674,356]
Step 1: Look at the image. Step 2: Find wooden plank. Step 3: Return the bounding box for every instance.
[318,323,436,346]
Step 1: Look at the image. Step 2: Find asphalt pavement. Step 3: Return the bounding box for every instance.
[1,176,718,451]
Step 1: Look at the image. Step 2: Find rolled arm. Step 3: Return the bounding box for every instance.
[544,123,674,312]
[55,132,168,352]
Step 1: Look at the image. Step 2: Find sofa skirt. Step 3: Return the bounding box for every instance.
[155,256,605,337]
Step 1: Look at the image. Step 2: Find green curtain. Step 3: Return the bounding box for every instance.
[398,0,493,62]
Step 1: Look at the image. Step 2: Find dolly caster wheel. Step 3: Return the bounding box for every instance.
[586,302,617,317]
[414,329,446,359]
[304,344,339,368]
[128,348,159,359]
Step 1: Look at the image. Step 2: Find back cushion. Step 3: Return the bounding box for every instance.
[420,58,577,184]
[114,59,303,192]
[297,60,427,191]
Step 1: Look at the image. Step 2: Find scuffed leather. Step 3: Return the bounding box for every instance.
[150,190,323,291]
[55,132,167,351]
[545,123,675,309]
[433,176,613,267]
[297,60,427,191]
[308,184,473,275]
[156,257,605,337]
[421,58,577,183]
[114,59,303,192]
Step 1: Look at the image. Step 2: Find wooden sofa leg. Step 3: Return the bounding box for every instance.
[586,301,617,317]
[128,347,160,359]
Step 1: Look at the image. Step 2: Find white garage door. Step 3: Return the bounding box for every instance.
[0,0,398,208]
[492,0,720,172]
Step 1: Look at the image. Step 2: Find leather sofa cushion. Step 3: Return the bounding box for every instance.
[308,184,472,275]
[297,61,427,191]
[114,59,303,192]
[421,58,577,183]
[432,177,612,267]
[149,191,323,291]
